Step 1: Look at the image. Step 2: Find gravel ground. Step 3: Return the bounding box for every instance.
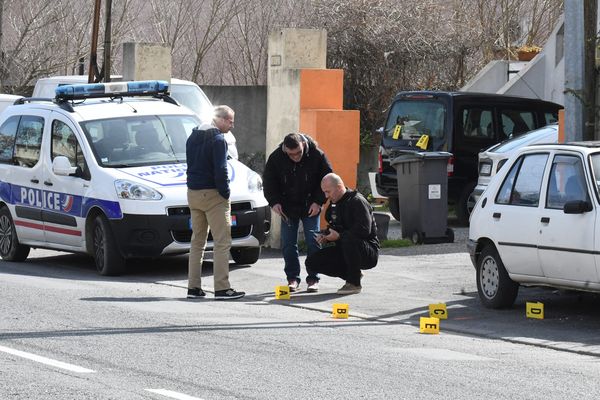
[378,212,470,256]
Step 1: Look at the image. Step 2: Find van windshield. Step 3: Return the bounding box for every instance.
[384,100,446,141]
[80,114,200,167]
[170,84,213,123]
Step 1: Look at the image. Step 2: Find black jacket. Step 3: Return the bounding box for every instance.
[186,125,230,199]
[263,135,332,219]
[326,189,380,249]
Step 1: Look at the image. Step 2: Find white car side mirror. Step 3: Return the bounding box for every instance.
[52,156,77,176]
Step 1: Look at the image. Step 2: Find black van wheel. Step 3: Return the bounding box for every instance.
[92,215,125,276]
[456,181,476,226]
[230,247,260,265]
[0,207,30,262]
[388,197,401,221]
[476,244,519,309]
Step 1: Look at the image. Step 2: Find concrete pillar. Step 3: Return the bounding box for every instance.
[122,42,171,82]
[564,1,585,141]
[266,29,361,250]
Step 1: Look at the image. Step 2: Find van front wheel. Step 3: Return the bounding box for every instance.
[230,247,260,265]
[0,207,30,262]
[92,215,125,276]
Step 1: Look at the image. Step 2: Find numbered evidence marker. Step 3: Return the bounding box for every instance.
[332,303,349,319]
[392,124,402,139]
[419,317,440,334]
[275,285,290,300]
[428,303,448,320]
[416,134,429,150]
[526,302,544,319]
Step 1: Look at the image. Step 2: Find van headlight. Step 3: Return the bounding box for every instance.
[247,171,263,193]
[115,180,163,200]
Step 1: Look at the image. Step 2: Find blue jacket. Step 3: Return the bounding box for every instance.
[186,125,230,199]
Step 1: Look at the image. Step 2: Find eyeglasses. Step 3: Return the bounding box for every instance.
[285,148,303,158]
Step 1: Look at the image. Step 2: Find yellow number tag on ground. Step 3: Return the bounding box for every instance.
[392,124,402,139]
[416,134,429,150]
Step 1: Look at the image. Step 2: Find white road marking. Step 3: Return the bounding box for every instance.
[145,389,205,400]
[0,344,95,373]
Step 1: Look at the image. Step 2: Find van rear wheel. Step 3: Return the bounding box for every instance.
[92,215,125,276]
[0,207,30,262]
[456,181,476,226]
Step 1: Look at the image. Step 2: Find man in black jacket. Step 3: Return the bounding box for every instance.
[305,173,379,294]
[263,133,332,292]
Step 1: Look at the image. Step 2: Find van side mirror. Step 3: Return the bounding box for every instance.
[563,200,592,214]
[52,156,77,176]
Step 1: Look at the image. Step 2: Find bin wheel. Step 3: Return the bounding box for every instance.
[411,231,423,245]
[446,228,454,243]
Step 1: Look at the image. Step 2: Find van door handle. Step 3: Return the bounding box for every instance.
[541,217,550,223]
[30,179,39,184]
[493,212,501,219]
[43,180,53,187]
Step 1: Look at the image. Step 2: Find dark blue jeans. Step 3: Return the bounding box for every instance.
[281,214,320,283]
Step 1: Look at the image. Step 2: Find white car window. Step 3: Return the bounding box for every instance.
[496,153,548,206]
[546,155,589,209]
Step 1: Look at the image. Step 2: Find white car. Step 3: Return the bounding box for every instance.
[0,80,269,275]
[468,142,599,308]
[469,124,558,211]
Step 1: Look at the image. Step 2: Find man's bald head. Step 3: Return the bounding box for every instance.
[321,173,346,203]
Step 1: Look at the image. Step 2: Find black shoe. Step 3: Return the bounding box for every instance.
[214,288,245,300]
[187,288,206,299]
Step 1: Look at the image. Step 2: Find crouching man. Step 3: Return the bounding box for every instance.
[305,173,379,294]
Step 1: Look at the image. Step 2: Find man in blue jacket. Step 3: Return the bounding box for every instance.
[186,105,245,300]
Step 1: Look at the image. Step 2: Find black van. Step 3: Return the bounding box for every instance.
[375,91,562,225]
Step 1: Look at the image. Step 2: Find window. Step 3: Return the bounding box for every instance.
[546,155,588,209]
[51,120,86,175]
[496,153,548,206]
[500,109,536,138]
[14,116,44,168]
[0,116,20,164]
[385,100,447,139]
[544,112,558,125]
[462,108,493,138]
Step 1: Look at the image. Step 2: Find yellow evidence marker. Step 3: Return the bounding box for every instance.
[428,303,448,320]
[392,124,402,139]
[416,134,429,150]
[275,285,290,300]
[420,317,440,334]
[526,302,544,319]
[332,303,349,319]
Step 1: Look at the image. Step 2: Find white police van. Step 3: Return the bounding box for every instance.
[0,81,270,275]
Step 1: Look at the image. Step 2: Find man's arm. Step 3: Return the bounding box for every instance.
[311,151,333,206]
[213,134,230,199]
[262,152,283,206]
[339,197,373,241]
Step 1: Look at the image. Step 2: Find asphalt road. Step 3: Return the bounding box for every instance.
[3,225,600,400]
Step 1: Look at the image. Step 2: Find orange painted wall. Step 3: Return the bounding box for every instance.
[300,109,360,190]
[300,69,343,110]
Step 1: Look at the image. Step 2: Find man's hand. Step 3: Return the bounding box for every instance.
[272,203,288,222]
[307,202,321,217]
[323,227,340,242]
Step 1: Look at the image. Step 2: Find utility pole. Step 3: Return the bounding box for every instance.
[103,0,112,82]
[88,0,102,83]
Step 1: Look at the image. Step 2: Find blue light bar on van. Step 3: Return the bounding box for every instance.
[55,80,169,101]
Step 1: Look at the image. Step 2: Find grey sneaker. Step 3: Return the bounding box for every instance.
[214,288,245,300]
[288,279,300,292]
[306,280,319,293]
[336,283,362,295]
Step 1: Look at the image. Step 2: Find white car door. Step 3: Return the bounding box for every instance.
[40,113,89,249]
[537,153,598,284]
[9,112,49,244]
[487,152,550,278]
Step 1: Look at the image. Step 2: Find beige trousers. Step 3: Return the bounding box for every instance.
[187,189,232,291]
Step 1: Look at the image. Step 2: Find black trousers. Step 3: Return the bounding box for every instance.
[305,235,378,286]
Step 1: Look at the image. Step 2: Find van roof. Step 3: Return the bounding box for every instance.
[392,90,563,108]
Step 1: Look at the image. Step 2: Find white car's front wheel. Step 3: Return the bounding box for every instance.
[476,244,519,308]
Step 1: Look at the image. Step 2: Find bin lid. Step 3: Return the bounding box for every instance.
[390,150,452,166]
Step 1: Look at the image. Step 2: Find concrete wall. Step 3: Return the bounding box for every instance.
[122,42,171,82]
[461,60,509,93]
[202,85,267,173]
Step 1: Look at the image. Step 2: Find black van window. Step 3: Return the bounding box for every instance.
[385,100,446,140]
[545,112,558,124]
[14,116,44,168]
[0,116,20,164]
[462,108,493,138]
[500,109,535,138]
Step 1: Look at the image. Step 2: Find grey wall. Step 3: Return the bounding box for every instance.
[202,85,267,173]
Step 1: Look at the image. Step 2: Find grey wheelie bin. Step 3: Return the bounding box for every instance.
[390,151,454,244]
